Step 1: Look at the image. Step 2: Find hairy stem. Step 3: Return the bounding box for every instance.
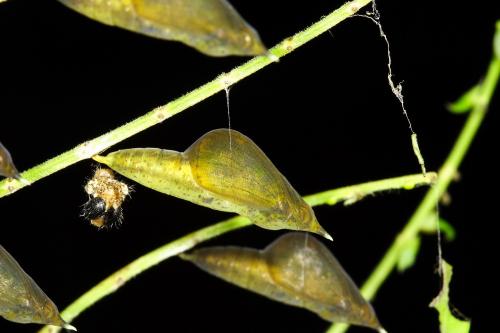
[38,172,433,333]
[326,27,500,333]
[306,173,436,207]
[0,0,372,198]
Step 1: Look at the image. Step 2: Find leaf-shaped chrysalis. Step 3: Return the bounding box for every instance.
[94,129,331,240]
[0,141,20,179]
[181,232,385,332]
[0,245,75,330]
[57,0,266,56]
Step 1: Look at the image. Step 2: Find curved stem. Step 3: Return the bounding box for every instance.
[40,217,252,333]
[37,172,434,333]
[0,0,372,198]
[326,31,500,333]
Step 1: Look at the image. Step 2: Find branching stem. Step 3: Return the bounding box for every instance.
[38,171,434,333]
[326,28,500,333]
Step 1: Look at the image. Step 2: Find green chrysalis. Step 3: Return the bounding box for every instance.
[0,245,75,330]
[181,232,385,331]
[57,0,267,56]
[0,142,20,179]
[94,129,332,240]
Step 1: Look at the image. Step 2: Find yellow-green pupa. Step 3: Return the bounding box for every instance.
[57,0,267,56]
[0,142,20,179]
[0,244,75,330]
[181,232,385,332]
[94,129,332,240]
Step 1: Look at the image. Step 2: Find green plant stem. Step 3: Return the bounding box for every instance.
[40,217,252,333]
[326,35,500,333]
[0,0,372,198]
[37,172,434,333]
[306,173,436,207]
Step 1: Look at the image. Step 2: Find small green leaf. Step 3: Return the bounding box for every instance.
[494,21,500,59]
[397,236,421,272]
[430,260,471,333]
[421,216,456,242]
[447,84,480,113]
[438,219,456,241]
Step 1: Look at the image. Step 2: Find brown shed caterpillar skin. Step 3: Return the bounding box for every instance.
[181,232,384,332]
[82,168,130,229]
[94,129,331,240]
[0,245,75,330]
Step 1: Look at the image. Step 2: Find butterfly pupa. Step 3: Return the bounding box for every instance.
[57,0,267,57]
[181,232,385,332]
[93,129,331,240]
[0,245,76,330]
[0,141,20,179]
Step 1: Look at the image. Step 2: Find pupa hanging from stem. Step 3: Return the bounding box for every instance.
[181,232,385,332]
[0,244,76,330]
[56,0,267,56]
[0,141,20,179]
[93,129,331,240]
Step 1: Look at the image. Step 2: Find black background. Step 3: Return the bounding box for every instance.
[0,0,497,332]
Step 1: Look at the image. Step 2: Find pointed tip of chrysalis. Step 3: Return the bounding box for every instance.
[322,231,333,242]
[178,252,193,261]
[378,328,388,333]
[313,224,333,242]
[254,42,268,56]
[92,155,108,164]
[311,223,333,242]
[63,323,77,331]
[56,315,77,331]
